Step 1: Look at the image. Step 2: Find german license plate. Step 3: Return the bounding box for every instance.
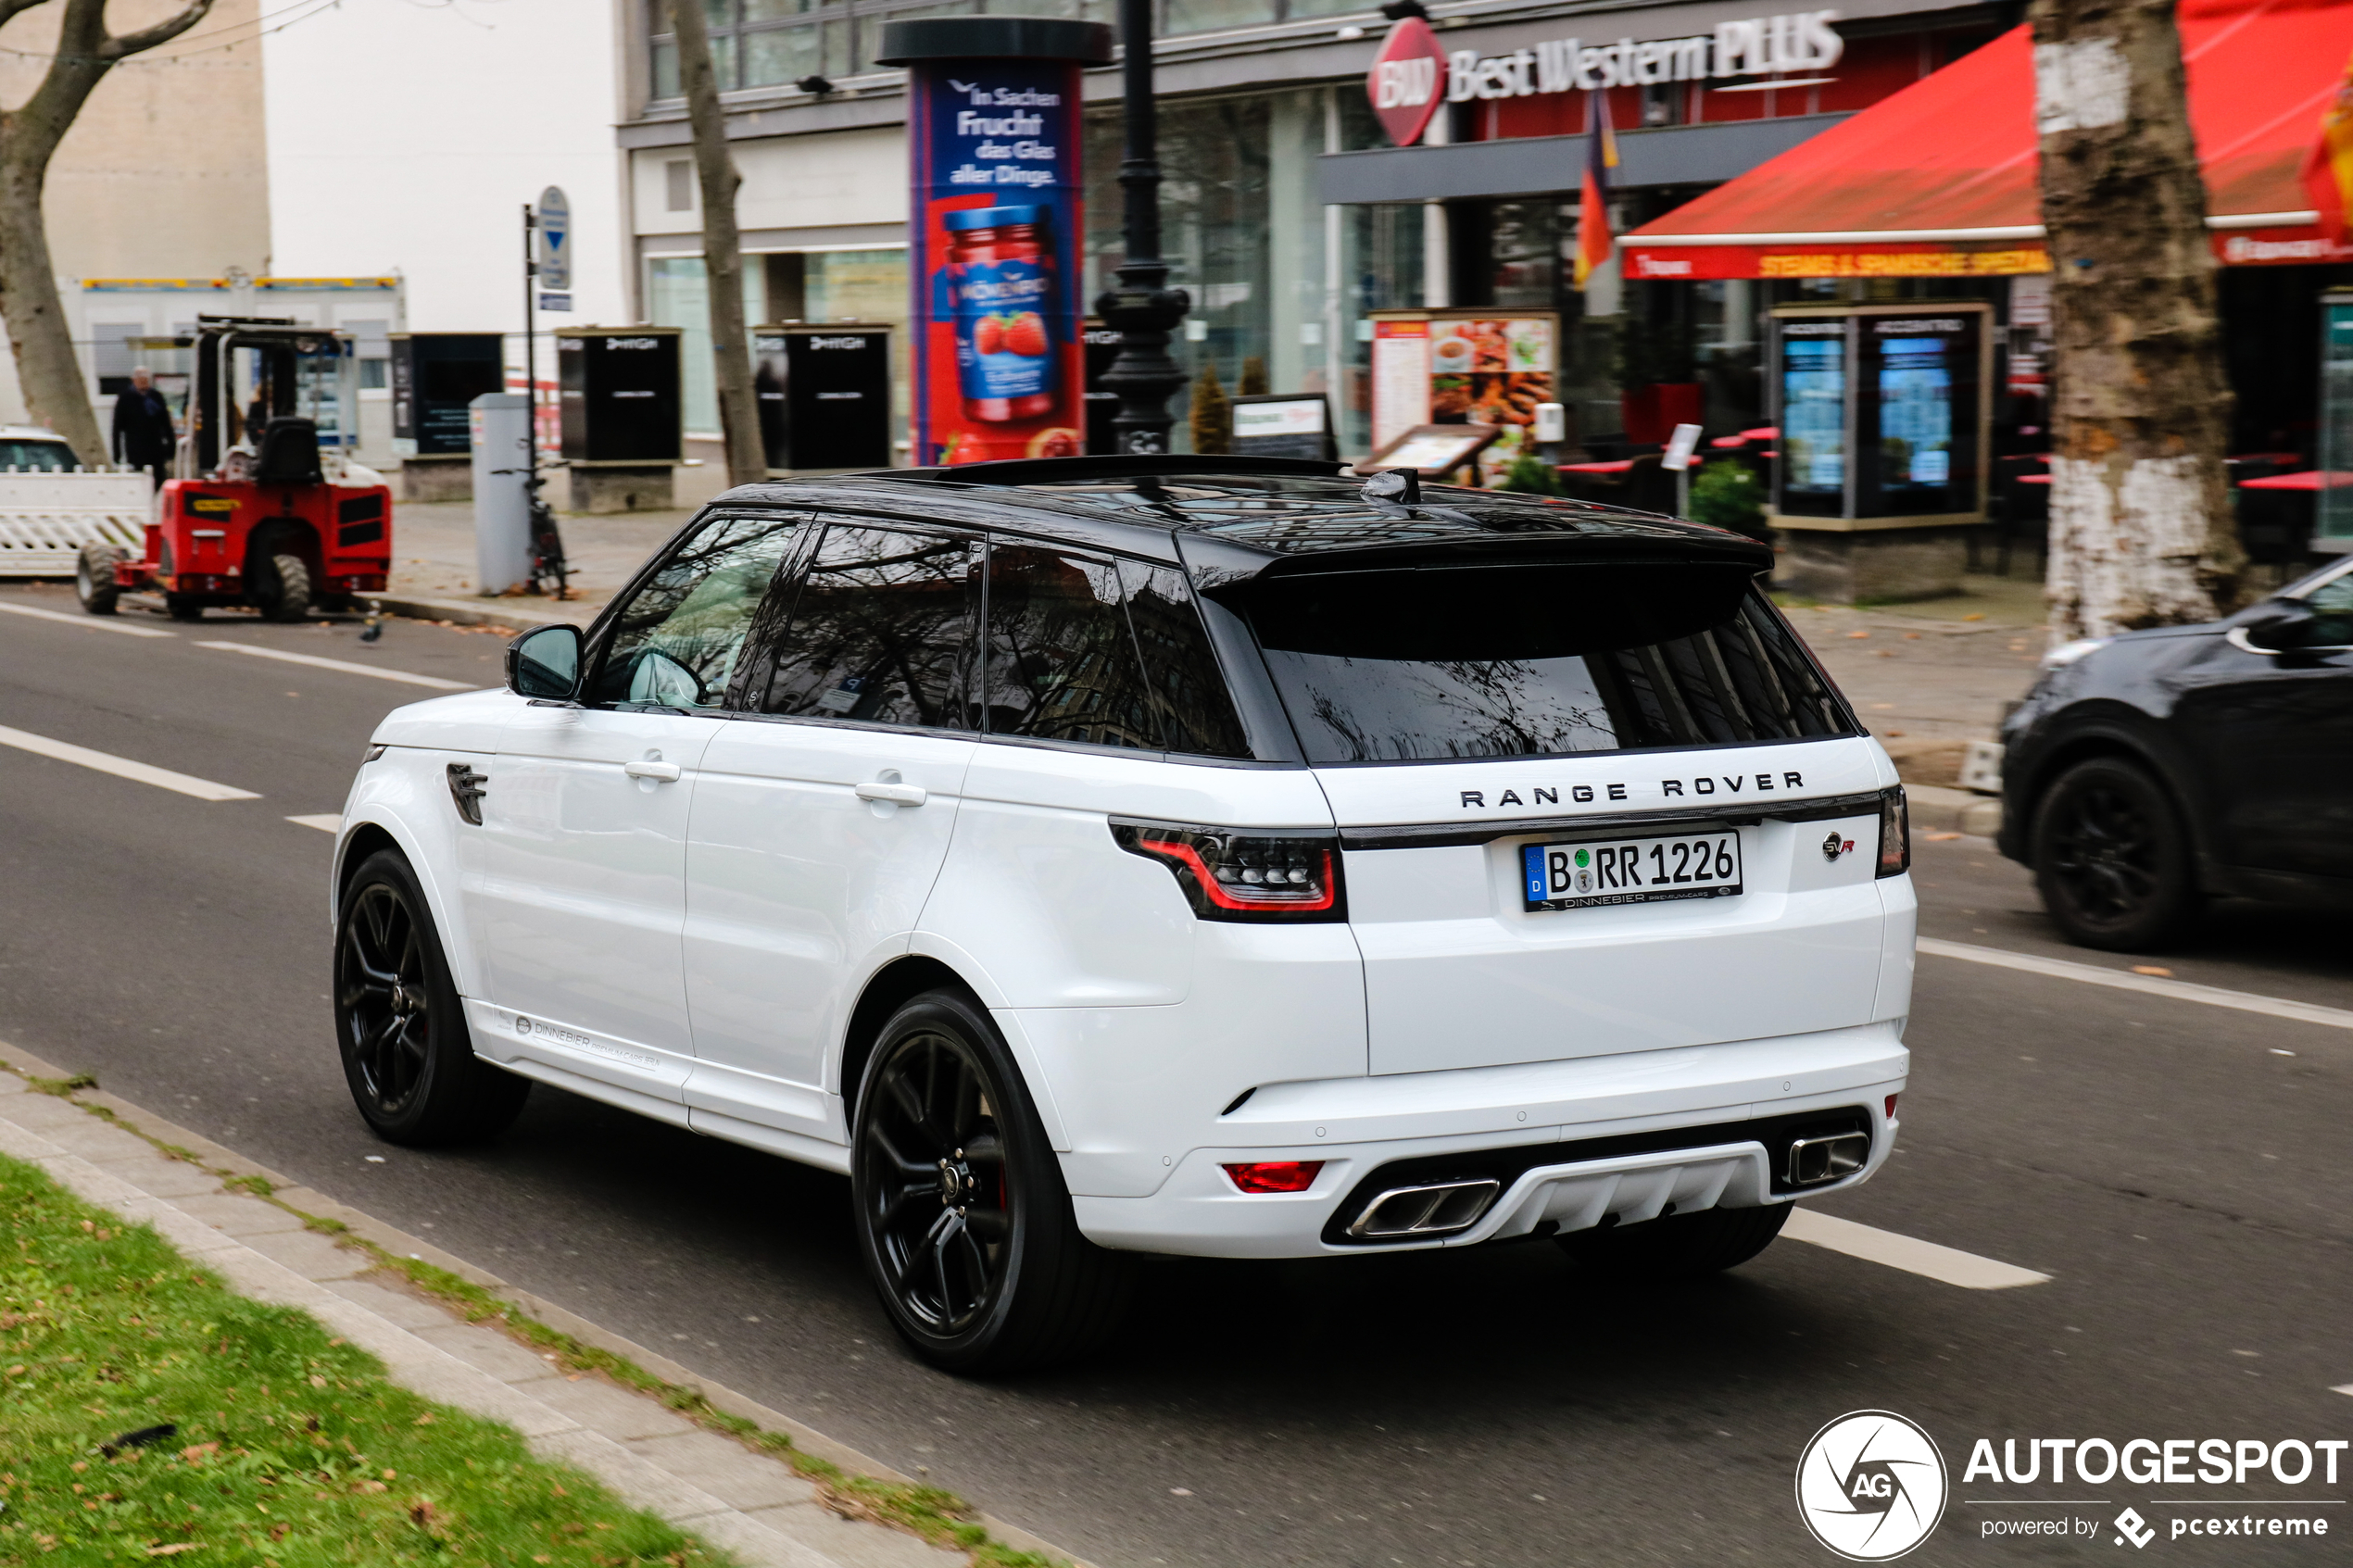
[1521,830,1743,911]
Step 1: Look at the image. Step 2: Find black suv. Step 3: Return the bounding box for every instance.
[2000,557,2353,949]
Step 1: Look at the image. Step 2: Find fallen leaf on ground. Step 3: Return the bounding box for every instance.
[2131,965,2173,977]
[145,1546,203,1558]
[1923,832,1962,842]
[1846,630,1869,639]
[1961,612,1986,621]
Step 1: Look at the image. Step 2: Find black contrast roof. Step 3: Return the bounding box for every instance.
[710,455,1771,578]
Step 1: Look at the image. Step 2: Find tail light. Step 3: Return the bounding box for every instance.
[1223,1160,1324,1193]
[1877,785,1909,878]
[1112,820,1345,922]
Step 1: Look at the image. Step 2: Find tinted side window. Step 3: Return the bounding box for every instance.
[1119,561,1252,759]
[593,514,803,709]
[760,522,978,729]
[2294,572,2353,647]
[981,542,1158,748]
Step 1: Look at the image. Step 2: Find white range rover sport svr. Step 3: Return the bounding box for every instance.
[330,456,1913,1372]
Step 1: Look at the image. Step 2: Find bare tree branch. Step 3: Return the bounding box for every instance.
[103,0,215,61]
[0,0,57,30]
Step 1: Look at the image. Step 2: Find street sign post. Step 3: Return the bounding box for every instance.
[536,186,572,313]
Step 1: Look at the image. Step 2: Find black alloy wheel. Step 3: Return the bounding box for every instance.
[334,849,529,1145]
[850,991,1131,1373]
[2030,756,2197,951]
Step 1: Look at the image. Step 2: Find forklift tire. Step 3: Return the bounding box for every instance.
[262,554,311,622]
[165,596,205,621]
[335,848,533,1147]
[75,545,123,615]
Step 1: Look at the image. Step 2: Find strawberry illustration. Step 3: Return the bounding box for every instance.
[1003,312,1049,358]
[974,316,1004,356]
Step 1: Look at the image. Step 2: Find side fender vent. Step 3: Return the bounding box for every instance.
[447,762,487,826]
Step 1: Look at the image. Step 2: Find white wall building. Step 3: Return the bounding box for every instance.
[262,0,635,373]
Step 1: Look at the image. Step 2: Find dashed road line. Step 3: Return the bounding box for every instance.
[285,814,343,833]
[0,600,173,637]
[0,722,259,801]
[1919,937,2353,1033]
[195,640,472,689]
[1783,1207,2050,1289]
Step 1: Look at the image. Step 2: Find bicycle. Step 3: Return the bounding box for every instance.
[490,464,570,600]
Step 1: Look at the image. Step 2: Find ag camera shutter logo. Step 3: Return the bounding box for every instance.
[1795,1411,1948,1561]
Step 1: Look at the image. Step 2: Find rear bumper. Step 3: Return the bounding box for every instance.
[1066,1021,1906,1258]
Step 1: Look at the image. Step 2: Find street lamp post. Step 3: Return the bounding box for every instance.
[1092,0,1189,454]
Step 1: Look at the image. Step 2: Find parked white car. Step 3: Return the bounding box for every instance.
[331,457,1913,1371]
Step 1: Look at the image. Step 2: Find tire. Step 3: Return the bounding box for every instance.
[850,990,1133,1374]
[164,595,204,621]
[1555,1201,1791,1281]
[75,544,123,615]
[334,848,531,1146]
[2029,756,2197,951]
[260,552,311,622]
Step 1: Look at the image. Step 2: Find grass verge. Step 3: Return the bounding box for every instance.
[0,1148,727,1566]
[2,1067,1070,1567]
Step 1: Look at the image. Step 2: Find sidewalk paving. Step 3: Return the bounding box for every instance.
[0,1045,1082,1568]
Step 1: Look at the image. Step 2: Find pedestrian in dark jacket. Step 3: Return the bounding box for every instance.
[111,367,175,487]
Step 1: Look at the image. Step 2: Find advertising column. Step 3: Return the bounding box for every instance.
[878,16,1113,466]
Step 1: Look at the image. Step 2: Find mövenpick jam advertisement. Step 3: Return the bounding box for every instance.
[907,56,1086,465]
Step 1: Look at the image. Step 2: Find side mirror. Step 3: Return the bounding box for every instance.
[507,623,582,700]
[2238,605,2313,653]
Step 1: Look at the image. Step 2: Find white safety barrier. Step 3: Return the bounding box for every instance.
[0,470,153,577]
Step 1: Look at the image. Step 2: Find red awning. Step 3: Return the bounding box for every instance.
[1624,0,2353,281]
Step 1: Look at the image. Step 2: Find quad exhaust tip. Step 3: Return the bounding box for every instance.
[1787,1132,1869,1187]
[1347,1177,1502,1239]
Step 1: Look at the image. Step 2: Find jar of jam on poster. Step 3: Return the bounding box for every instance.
[947,206,1058,422]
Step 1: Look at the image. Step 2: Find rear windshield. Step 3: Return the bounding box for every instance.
[1234,563,1854,764]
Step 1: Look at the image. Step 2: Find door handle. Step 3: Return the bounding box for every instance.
[854,781,927,807]
[623,759,683,783]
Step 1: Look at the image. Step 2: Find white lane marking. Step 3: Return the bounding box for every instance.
[195,640,472,690]
[1919,936,2353,1032]
[2334,1384,2353,1399]
[0,600,173,638]
[1783,1207,2051,1290]
[285,814,343,833]
[0,722,259,801]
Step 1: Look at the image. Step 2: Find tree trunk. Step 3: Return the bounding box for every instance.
[671,0,766,488]
[2031,0,2241,642]
[0,0,216,466]
[0,145,103,461]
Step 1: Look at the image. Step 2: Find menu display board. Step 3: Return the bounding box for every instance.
[1231,394,1335,461]
[1861,313,1981,517]
[1370,310,1557,483]
[1370,317,1430,449]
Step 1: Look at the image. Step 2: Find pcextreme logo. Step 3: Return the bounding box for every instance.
[1795,1411,1950,1561]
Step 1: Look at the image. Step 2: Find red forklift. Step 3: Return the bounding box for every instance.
[77,317,394,621]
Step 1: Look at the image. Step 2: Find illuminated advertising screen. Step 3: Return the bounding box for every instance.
[1778,322,1847,517]
[905,57,1087,466]
[1861,314,1980,516]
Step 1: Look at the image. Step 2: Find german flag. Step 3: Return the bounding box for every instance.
[2305,46,2353,245]
[1574,91,1619,290]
